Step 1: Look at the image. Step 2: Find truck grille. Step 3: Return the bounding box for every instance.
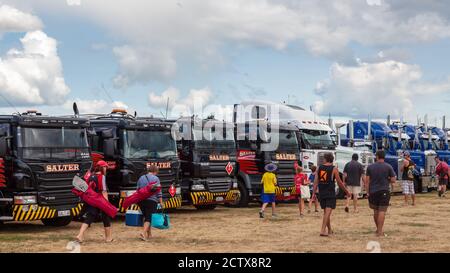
[277,161,296,188]
[28,161,91,208]
[209,161,230,177]
[207,178,232,193]
[158,168,177,199]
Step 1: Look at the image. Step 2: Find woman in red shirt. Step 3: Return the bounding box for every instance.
[295,166,310,217]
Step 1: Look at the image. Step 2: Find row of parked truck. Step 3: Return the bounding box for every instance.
[0,101,448,226]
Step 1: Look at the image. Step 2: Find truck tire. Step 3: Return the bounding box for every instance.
[194,204,217,210]
[41,216,72,227]
[231,180,249,207]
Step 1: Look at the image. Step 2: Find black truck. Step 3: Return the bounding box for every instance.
[87,109,182,212]
[233,105,300,207]
[173,116,239,209]
[0,110,92,226]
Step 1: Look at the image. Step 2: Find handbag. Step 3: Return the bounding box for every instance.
[151,209,170,230]
[300,185,311,199]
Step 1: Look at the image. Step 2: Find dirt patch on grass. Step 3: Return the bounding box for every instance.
[1,193,450,253]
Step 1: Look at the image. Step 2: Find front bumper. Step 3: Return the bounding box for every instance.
[275,186,298,201]
[12,203,83,222]
[118,195,183,213]
[190,190,240,205]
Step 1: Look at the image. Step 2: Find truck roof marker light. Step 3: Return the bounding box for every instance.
[42,120,49,124]
[112,108,127,114]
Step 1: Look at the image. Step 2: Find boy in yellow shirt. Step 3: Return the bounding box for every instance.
[259,163,278,218]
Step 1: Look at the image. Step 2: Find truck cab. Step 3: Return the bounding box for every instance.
[390,123,437,192]
[173,116,239,209]
[0,110,92,226]
[87,109,182,212]
[233,119,300,206]
[430,126,450,164]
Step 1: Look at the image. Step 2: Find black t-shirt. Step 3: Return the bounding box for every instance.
[317,164,336,199]
[343,160,364,186]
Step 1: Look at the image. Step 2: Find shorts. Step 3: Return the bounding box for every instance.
[439,178,448,186]
[261,193,276,204]
[83,204,112,227]
[319,198,336,210]
[138,199,158,223]
[402,180,415,195]
[369,190,390,212]
[346,186,361,196]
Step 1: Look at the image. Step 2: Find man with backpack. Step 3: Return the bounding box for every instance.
[401,152,416,206]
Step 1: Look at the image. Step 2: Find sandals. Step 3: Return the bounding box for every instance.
[105,238,115,243]
[74,238,84,244]
[139,233,148,242]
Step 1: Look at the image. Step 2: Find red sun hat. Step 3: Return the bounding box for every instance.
[96,160,109,168]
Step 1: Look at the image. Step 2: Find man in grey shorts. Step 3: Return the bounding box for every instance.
[366,150,396,237]
[343,153,365,213]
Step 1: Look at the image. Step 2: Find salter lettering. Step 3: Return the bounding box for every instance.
[275,153,296,160]
[147,162,171,169]
[45,164,80,173]
[209,154,230,161]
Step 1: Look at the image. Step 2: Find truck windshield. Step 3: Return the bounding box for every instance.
[18,127,89,160]
[421,139,439,150]
[124,130,177,159]
[301,129,335,149]
[193,126,235,148]
[279,131,298,148]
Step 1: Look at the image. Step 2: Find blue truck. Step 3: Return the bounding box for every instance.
[389,122,437,192]
[428,126,450,164]
[340,120,427,193]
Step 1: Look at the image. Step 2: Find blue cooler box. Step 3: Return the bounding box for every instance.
[125,210,143,227]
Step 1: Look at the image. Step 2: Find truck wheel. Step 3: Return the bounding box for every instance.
[41,216,72,227]
[194,204,217,210]
[230,180,249,207]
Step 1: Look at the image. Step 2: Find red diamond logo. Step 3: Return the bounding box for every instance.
[169,185,176,197]
[225,162,234,175]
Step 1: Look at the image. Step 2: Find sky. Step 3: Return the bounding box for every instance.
[0,0,450,126]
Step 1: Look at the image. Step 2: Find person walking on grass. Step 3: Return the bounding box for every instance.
[401,151,416,206]
[259,163,278,219]
[313,153,351,237]
[75,160,113,243]
[294,165,310,217]
[308,165,319,214]
[366,150,396,237]
[435,156,449,197]
[343,154,365,213]
[137,164,163,241]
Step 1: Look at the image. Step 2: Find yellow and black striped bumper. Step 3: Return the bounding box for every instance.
[190,190,240,205]
[118,196,183,213]
[13,203,83,221]
[275,186,297,200]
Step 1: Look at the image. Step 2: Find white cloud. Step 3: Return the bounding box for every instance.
[0,5,42,34]
[112,45,176,88]
[0,30,70,106]
[314,60,450,119]
[149,86,213,118]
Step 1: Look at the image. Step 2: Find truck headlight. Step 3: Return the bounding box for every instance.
[191,184,205,191]
[233,182,238,188]
[200,162,209,166]
[120,190,136,198]
[14,195,37,205]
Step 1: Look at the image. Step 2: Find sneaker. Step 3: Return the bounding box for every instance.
[259,211,264,219]
[344,207,349,213]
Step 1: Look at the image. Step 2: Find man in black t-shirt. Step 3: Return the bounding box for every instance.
[366,150,396,237]
[343,153,365,213]
[313,153,351,237]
